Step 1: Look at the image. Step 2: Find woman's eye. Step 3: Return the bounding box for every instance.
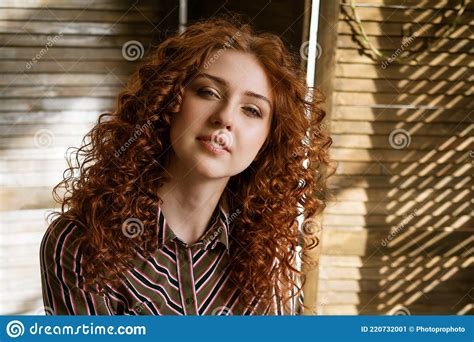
[198,88,219,98]
[244,106,262,118]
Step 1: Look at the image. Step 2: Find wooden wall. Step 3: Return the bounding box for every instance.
[315,0,473,315]
[0,0,174,314]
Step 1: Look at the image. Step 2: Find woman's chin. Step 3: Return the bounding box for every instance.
[191,161,231,180]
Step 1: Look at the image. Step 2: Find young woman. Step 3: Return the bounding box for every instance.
[40,17,332,315]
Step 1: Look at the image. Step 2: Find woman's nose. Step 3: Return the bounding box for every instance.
[211,103,234,130]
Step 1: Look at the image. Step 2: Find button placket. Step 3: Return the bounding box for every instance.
[177,246,197,315]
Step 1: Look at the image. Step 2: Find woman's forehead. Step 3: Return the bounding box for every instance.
[199,49,274,104]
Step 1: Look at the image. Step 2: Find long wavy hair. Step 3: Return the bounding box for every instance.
[48,16,334,314]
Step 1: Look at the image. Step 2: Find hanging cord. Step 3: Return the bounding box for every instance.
[341,0,467,64]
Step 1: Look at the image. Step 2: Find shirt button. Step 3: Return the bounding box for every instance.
[186,297,194,305]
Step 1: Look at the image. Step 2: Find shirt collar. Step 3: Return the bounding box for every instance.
[155,191,231,254]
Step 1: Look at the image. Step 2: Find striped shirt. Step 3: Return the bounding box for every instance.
[40,193,296,315]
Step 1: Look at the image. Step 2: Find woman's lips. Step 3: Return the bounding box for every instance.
[197,137,230,155]
[196,135,231,152]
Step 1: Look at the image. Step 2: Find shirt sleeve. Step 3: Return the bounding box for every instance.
[39,217,115,315]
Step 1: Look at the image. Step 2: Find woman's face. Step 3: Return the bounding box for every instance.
[168,49,274,179]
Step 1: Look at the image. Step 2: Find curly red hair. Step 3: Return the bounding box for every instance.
[48,16,333,314]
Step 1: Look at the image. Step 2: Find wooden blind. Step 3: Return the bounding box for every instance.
[0,0,167,314]
[317,0,473,315]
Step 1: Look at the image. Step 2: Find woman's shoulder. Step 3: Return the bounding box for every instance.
[40,216,86,260]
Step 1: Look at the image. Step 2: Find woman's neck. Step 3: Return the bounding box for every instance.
[156,176,229,246]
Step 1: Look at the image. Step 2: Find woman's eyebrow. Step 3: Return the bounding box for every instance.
[196,73,229,88]
[195,72,273,110]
